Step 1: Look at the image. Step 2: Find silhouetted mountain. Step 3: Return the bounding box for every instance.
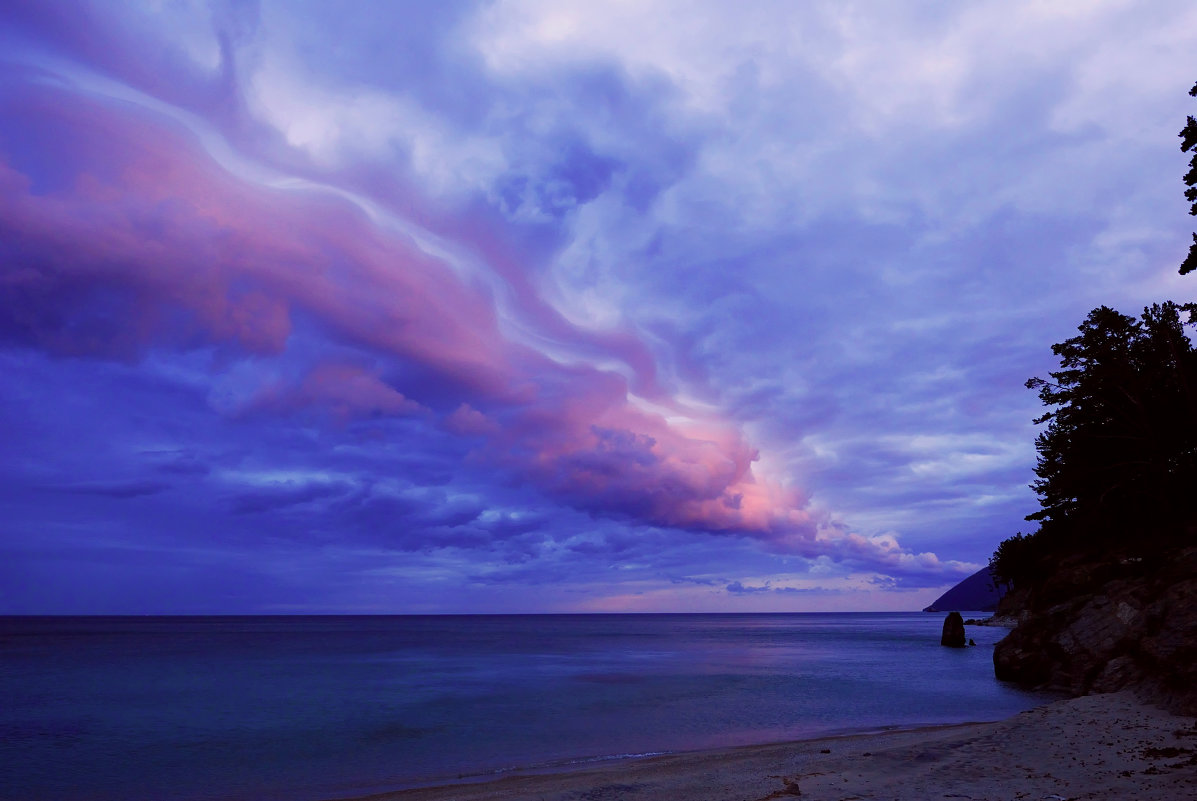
[923,567,1004,612]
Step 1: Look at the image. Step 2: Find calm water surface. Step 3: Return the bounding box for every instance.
[0,614,1049,801]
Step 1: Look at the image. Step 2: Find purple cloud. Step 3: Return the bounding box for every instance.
[2,1,1193,613]
[51,480,170,499]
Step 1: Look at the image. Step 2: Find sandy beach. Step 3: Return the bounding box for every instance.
[351,691,1197,801]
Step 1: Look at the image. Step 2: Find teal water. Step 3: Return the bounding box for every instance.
[0,614,1048,801]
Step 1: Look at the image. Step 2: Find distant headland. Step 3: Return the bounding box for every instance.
[922,566,1005,613]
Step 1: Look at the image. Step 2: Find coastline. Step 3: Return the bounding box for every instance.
[341,691,1197,801]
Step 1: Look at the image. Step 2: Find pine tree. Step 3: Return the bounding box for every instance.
[1180,81,1197,275]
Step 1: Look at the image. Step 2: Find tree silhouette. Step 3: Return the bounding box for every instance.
[1181,81,1197,275]
[987,531,1041,591]
[1027,302,1197,541]
[991,80,1197,589]
[992,302,1197,587]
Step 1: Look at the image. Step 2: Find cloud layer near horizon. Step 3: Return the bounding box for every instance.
[1,0,1194,612]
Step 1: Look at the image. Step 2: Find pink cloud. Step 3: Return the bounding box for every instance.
[2,83,514,372]
[250,362,426,422]
[444,403,500,436]
[0,78,936,570]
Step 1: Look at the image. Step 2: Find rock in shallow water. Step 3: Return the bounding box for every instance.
[941,611,966,647]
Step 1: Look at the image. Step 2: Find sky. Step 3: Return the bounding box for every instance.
[1,1,1194,614]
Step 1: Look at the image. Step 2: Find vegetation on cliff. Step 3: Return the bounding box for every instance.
[1181,80,1197,275]
[987,81,1197,711]
[991,81,1197,592]
[988,301,1197,591]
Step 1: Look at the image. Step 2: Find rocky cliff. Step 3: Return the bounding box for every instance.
[993,544,1197,714]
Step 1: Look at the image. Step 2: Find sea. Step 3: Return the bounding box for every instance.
[0,613,1052,801]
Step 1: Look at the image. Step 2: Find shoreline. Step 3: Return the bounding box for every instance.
[339,691,1196,801]
[384,719,992,793]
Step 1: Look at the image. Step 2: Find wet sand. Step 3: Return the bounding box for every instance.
[344,691,1196,801]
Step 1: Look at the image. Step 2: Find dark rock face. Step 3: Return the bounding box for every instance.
[993,545,1197,713]
[940,611,966,647]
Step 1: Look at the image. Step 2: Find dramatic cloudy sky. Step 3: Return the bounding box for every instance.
[1,1,1194,613]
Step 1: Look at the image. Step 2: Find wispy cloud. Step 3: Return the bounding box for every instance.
[1,0,1193,612]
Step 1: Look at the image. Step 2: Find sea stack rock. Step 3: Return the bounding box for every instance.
[940,612,966,647]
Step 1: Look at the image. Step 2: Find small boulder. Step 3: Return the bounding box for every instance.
[941,611,966,647]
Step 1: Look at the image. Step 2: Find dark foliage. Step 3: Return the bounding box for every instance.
[988,531,1042,591]
[990,302,1197,589]
[990,80,1197,589]
[1181,81,1197,275]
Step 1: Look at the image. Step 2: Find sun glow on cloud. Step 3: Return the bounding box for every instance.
[0,59,816,542]
[1,0,1193,613]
